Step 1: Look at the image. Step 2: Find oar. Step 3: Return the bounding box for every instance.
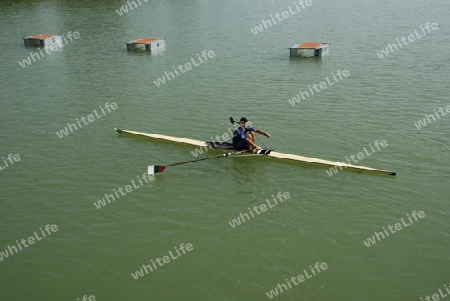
[148,149,271,175]
[229,117,270,150]
[149,153,229,174]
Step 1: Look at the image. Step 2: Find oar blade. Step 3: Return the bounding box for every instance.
[148,165,167,175]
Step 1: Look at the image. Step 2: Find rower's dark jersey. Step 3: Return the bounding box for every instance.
[232,126,255,150]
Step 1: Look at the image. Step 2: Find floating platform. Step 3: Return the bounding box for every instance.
[126,38,166,51]
[289,42,329,57]
[23,34,62,47]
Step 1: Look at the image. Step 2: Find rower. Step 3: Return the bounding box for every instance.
[232,117,271,151]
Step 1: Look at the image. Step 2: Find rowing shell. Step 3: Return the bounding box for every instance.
[114,128,396,176]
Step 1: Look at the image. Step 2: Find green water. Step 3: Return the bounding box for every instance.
[1,0,449,300]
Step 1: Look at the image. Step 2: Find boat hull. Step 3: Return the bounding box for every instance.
[114,128,396,176]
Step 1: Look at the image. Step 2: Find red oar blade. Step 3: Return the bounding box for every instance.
[148,165,167,175]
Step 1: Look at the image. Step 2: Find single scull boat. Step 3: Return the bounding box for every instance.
[114,128,396,176]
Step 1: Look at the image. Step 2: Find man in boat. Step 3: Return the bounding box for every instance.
[232,117,271,151]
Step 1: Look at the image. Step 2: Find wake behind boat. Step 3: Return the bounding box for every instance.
[114,128,396,176]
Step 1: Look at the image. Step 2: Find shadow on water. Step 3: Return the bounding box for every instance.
[226,155,267,204]
[289,55,326,64]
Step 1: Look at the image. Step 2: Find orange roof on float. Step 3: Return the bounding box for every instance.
[297,42,325,49]
[26,34,59,40]
[130,38,161,45]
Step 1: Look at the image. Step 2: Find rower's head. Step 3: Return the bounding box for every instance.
[239,117,249,128]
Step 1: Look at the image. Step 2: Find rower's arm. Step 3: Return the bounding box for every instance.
[255,129,271,138]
